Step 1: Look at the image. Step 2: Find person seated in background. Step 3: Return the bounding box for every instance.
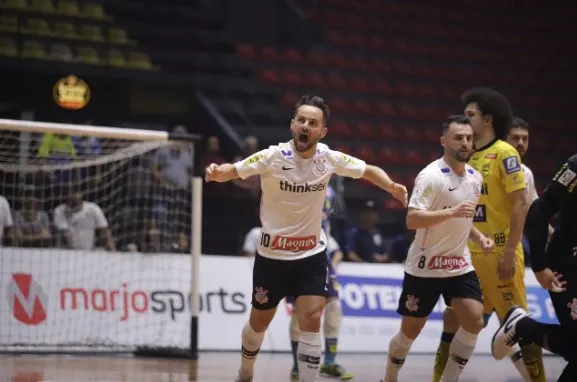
[345,200,390,263]
[36,132,77,162]
[388,230,415,263]
[53,189,116,251]
[13,190,52,248]
[0,194,14,246]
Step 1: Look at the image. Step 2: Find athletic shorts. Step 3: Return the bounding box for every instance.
[471,249,527,319]
[397,271,483,318]
[252,250,329,310]
[286,256,338,305]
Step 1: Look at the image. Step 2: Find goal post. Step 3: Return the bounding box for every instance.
[0,118,203,360]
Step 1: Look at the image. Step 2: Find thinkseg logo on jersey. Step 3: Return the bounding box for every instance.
[279,181,326,193]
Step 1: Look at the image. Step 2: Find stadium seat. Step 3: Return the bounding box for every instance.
[2,0,27,9]
[378,123,400,141]
[55,0,79,16]
[0,38,18,57]
[53,22,77,39]
[21,40,47,59]
[355,145,377,163]
[356,122,376,138]
[0,16,18,32]
[80,25,103,41]
[378,147,402,164]
[127,52,155,70]
[77,46,100,64]
[82,2,107,19]
[259,68,280,84]
[49,43,73,60]
[108,49,126,67]
[21,18,51,36]
[29,0,55,13]
[236,43,255,59]
[330,121,352,138]
[108,27,132,45]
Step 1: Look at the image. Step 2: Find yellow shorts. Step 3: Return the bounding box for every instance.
[471,249,527,320]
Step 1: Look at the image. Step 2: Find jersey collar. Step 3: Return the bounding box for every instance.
[474,137,499,152]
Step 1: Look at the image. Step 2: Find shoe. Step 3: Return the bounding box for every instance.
[491,306,528,360]
[320,363,354,380]
[290,368,299,381]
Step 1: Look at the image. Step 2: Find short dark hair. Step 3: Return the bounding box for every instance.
[295,95,330,124]
[461,87,513,139]
[511,116,529,131]
[441,114,472,134]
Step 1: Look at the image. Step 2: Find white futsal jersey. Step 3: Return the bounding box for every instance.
[523,163,539,203]
[405,158,483,278]
[235,141,366,260]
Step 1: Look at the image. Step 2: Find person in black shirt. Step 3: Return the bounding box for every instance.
[491,154,577,382]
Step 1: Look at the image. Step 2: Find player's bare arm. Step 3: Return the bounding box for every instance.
[361,164,408,207]
[406,201,476,230]
[498,188,529,280]
[468,226,494,253]
[204,162,239,183]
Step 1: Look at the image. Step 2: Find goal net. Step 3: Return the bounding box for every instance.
[0,120,200,355]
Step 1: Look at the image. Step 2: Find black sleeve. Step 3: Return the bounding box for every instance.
[527,154,577,272]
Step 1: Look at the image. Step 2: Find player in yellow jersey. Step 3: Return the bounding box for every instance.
[432,88,546,382]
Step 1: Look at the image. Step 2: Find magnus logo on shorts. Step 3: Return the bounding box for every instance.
[270,235,317,252]
[279,181,327,193]
[427,255,468,271]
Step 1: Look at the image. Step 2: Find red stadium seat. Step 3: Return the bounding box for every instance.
[355,145,377,163]
[330,121,352,138]
[379,147,402,164]
[259,68,280,84]
[378,123,399,140]
[236,43,255,59]
[261,46,280,61]
[356,122,377,138]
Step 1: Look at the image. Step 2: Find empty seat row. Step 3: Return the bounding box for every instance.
[0,38,155,70]
[239,44,569,90]
[1,0,108,20]
[0,16,133,44]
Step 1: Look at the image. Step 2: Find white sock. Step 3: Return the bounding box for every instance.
[509,346,531,381]
[384,331,414,382]
[441,327,478,381]
[297,331,322,382]
[239,323,265,378]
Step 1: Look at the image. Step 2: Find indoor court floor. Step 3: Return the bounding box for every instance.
[0,352,567,381]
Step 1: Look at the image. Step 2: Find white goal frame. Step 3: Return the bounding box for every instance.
[0,118,203,360]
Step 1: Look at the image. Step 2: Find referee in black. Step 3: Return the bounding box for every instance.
[492,153,577,382]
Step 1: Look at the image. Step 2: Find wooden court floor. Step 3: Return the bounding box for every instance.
[0,352,567,381]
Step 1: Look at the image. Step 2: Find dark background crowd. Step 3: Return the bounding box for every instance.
[0,0,575,265]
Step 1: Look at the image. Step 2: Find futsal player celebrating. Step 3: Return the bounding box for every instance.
[205,95,408,382]
[492,153,577,382]
[382,115,492,382]
[432,88,547,382]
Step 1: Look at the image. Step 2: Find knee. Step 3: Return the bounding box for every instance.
[468,316,485,334]
[401,318,426,340]
[298,307,324,333]
[323,299,343,336]
[249,307,276,333]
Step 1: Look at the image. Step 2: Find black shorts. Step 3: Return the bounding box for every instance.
[397,271,483,318]
[252,250,329,310]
